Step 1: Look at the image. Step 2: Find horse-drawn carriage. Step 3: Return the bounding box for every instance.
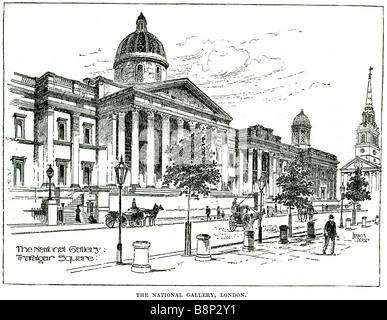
[229,204,260,232]
[105,203,163,228]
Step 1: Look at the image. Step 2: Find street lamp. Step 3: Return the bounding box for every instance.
[339,183,345,228]
[257,174,266,243]
[46,164,54,200]
[115,155,129,265]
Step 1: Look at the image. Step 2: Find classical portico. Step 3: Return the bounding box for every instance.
[97,77,233,190]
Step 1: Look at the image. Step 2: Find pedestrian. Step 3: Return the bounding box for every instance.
[322,203,324,212]
[206,206,211,221]
[325,203,329,211]
[217,206,221,219]
[75,205,81,223]
[221,210,225,219]
[323,214,338,255]
[132,198,137,209]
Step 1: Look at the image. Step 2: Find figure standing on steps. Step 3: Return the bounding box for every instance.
[75,205,81,223]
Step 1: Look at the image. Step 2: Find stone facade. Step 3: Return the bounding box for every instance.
[5,13,339,225]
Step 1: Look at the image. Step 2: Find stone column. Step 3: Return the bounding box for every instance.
[161,113,171,178]
[189,121,197,161]
[273,156,278,196]
[239,149,244,195]
[257,149,262,180]
[210,127,217,163]
[70,112,80,188]
[248,149,253,193]
[222,129,229,188]
[46,108,55,170]
[118,112,125,161]
[146,111,155,187]
[131,109,139,187]
[177,118,185,143]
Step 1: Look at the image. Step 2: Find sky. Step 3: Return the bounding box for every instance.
[3,2,384,172]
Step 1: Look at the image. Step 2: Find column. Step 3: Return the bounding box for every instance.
[177,118,184,143]
[257,149,262,179]
[248,149,253,193]
[189,121,197,161]
[146,111,155,187]
[272,156,278,196]
[131,109,139,187]
[222,129,229,188]
[70,112,80,188]
[118,112,125,161]
[210,127,217,163]
[239,149,244,195]
[161,113,171,178]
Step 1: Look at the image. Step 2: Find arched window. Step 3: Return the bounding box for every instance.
[136,64,144,82]
[156,66,161,81]
[361,134,366,143]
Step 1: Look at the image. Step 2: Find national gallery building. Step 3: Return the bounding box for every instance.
[5,13,339,224]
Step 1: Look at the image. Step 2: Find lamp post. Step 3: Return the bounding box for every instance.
[115,155,129,265]
[339,183,345,228]
[257,174,266,243]
[46,164,54,200]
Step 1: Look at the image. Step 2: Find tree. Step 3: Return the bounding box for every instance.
[345,166,371,225]
[162,127,221,256]
[274,152,313,236]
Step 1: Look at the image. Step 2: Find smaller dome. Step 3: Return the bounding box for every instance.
[292,109,311,128]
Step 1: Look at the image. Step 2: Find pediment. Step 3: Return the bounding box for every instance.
[341,156,380,171]
[134,78,233,122]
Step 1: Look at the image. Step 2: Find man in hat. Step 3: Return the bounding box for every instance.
[323,214,338,255]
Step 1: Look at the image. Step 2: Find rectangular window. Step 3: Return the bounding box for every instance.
[58,164,66,185]
[57,118,68,141]
[81,161,94,186]
[11,156,26,186]
[13,113,26,139]
[83,123,93,144]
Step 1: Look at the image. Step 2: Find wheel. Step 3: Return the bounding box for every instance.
[128,220,135,228]
[229,216,237,232]
[121,217,128,228]
[105,215,116,228]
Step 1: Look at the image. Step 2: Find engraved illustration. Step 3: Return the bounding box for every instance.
[2,3,382,293]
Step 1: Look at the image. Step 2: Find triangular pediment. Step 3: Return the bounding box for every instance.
[341,156,381,171]
[133,78,233,122]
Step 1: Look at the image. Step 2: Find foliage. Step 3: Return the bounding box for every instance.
[345,166,371,203]
[274,152,314,210]
[162,127,221,203]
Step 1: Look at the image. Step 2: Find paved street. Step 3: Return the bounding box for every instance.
[4,208,380,288]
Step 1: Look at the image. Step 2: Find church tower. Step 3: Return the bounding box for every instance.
[113,12,169,84]
[355,67,380,164]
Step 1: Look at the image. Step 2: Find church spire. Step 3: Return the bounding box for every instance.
[361,66,376,126]
[365,66,373,109]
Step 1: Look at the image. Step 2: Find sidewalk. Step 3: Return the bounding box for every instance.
[66,217,380,287]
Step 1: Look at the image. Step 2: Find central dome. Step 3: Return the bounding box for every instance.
[113,13,169,84]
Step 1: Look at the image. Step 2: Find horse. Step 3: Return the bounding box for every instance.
[141,203,164,226]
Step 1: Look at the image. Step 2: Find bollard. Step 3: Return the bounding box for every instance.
[242,230,255,252]
[307,221,315,238]
[195,234,212,261]
[131,241,151,273]
[375,215,379,225]
[279,225,289,244]
[345,218,351,230]
[362,216,367,228]
[47,199,58,226]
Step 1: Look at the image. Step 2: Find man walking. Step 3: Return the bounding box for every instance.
[323,214,338,255]
[206,206,211,221]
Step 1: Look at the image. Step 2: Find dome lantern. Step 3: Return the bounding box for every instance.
[291,109,312,149]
